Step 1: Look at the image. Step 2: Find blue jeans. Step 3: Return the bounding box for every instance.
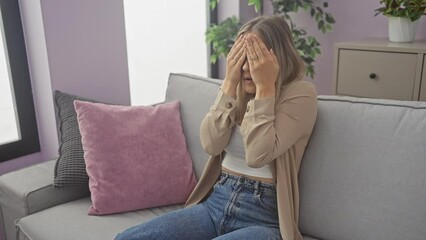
[115,172,280,240]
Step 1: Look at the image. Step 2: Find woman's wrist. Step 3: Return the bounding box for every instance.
[255,85,275,99]
[221,79,238,98]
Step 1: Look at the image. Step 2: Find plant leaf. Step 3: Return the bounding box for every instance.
[318,20,324,30]
[248,0,262,12]
[325,13,335,23]
[210,0,217,10]
[315,12,321,22]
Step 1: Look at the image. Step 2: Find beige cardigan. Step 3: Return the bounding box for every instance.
[185,80,318,240]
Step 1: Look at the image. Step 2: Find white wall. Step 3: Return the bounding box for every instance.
[124,0,208,105]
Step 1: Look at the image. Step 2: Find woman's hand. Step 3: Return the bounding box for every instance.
[222,35,247,97]
[246,34,279,98]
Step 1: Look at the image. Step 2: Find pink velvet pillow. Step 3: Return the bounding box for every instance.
[74,100,197,215]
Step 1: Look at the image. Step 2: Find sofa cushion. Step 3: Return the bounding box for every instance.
[165,73,222,179]
[15,197,320,240]
[15,198,183,240]
[74,100,197,215]
[298,95,426,240]
[53,91,102,188]
[0,160,89,240]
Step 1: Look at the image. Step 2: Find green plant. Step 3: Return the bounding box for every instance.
[374,0,426,22]
[206,0,335,78]
[206,16,241,64]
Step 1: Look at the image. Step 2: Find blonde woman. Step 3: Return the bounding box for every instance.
[116,16,317,240]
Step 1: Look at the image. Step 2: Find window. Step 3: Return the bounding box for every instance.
[0,26,19,145]
[0,0,39,162]
[124,1,216,105]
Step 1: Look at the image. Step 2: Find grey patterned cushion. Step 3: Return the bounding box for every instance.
[53,91,101,188]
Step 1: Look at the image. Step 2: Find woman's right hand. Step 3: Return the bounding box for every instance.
[222,35,247,97]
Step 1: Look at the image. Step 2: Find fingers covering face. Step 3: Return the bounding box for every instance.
[246,36,257,65]
[245,34,278,66]
[251,36,265,59]
[228,35,244,59]
[236,47,247,66]
[228,34,278,69]
[247,35,271,59]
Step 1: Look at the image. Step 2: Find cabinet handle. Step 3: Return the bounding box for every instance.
[369,73,377,79]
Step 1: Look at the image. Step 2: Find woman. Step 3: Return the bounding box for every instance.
[116,16,317,240]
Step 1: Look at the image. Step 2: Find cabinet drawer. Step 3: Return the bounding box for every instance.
[420,55,426,101]
[336,50,417,100]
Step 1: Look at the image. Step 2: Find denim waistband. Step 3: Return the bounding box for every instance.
[219,172,276,191]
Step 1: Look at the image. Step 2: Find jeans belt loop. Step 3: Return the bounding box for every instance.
[254,181,260,196]
[219,172,228,185]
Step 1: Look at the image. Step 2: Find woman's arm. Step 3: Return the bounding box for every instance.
[240,82,318,168]
[200,90,236,156]
[200,35,247,156]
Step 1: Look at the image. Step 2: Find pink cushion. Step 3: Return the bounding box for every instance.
[74,100,197,215]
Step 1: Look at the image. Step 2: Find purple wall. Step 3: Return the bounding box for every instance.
[263,0,426,94]
[0,0,130,176]
[42,0,130,104]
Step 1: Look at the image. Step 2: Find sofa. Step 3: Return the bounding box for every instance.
[1,73,425,240]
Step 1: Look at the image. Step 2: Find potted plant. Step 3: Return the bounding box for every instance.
[374,0,426,42]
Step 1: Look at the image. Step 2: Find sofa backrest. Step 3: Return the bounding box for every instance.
[299,95,426,240]
[165,73,426,240]
[165,73,221,179]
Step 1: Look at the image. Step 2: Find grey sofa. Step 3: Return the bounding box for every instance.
[1,73,425,240]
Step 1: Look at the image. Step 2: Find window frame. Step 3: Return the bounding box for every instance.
[0,0,40,162]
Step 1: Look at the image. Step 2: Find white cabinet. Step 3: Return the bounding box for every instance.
[333,39,426,101]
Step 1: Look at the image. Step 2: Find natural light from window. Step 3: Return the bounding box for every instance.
[0,23,20,145]
[124,0,208,105]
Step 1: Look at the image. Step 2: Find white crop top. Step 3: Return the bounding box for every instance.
[222,126,274,178]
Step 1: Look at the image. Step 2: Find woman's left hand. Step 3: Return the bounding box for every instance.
[246,34,280,92]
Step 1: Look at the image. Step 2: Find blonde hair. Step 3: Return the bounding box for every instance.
[235,16,305,124]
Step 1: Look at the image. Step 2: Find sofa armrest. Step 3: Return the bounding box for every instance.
[0,160,89,240]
